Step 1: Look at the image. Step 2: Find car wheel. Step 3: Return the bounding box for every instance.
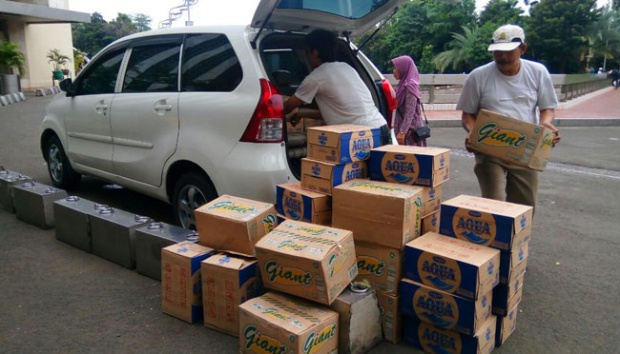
[44,135,81,190]
[172,172,217,230]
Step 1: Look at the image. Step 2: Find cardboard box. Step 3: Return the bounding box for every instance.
[201,253,262,337]
[499,240,529,284]
[404,232,500,300]
[239,292,339,354]
[492,273,524,316]
[369,145,450,187]
[304,117,326,131]
[439,195,533,252]
[422,211,440,235]
[300,158,367,196]
[403,315,497,354]
[276,182,332,225]
[161,241,215,323]
[466,109,555,171]
[332,180,422,250]
[496,304,519,346]
[329,287,383,354]
[376,291,403,344]
[399,279,493,335]
[194,195,278,256]
[419,185,443,217]
[254,219,358,305]
[307,124,381,164]
[355,242,403,295]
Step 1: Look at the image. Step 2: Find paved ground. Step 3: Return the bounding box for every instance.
[1,90,619,354]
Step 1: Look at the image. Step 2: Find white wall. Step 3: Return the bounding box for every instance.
[23,23,74,89]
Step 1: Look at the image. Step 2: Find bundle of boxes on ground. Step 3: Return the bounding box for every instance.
[0,123,532,354]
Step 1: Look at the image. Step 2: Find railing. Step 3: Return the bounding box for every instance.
[385,73,611,105]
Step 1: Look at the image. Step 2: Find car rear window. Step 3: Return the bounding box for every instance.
[181,33,242,92]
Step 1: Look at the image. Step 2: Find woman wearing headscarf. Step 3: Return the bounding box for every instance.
[391,55,427,146]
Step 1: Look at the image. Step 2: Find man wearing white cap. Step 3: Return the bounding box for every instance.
[456,24,561,210]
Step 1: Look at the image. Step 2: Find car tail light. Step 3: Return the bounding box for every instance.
[240,79,284,143]
[381,79,396,129]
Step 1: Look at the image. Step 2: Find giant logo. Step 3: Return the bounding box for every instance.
[413,287,460,329]
[451,210,497,245]
[209,200,257,214]
[380,153,420,185]
[264,261,312,286]
[475,123,526,148]
[243,325,287,354]
[303,324,337,354]
[357,255,385,277]
[418,253,461,293]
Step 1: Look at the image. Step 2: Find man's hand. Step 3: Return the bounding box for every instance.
[540,109,560,147]
[286,109,300,127]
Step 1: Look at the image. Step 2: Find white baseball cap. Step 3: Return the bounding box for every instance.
[488,24,525,52]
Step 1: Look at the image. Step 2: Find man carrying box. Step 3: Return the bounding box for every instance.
[457,24,561,210]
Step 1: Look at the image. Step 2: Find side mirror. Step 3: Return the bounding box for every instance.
[59,78,75,96]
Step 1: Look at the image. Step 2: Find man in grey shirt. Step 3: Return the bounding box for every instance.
[457,24,561,211]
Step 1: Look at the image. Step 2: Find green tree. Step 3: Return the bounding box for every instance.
[525,0,600,73]
[72,11,151,58]
[434,25,489,72]
[479,0,523,27]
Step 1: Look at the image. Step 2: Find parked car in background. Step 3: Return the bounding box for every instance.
[40,0,402,229]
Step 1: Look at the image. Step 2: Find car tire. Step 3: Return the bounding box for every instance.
[43,135,82,190]
[172,172,217,230]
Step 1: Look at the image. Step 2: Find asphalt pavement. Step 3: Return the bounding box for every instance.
[1,92,619,354]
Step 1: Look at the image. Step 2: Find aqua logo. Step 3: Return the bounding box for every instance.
[345,168,366,181]
[416,291,456,328]
[243,325,287,354]
[352,138,371,151]
[265,261,312,286]
[520,214,527,228]
[284,196,302,220]
[303,324,337,354]
[481,295,487,308]
[318,134,328,146]
[456,217,491,244]
[518,247,524,261]
[357,256,385,276]
[440,154,446,168]
[421,327,457,350]
[311,163,321,176]
[429,188,436,199]
[487,261,495,275]
[476,123,526,148]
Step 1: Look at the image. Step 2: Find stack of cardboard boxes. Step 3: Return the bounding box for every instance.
[159,121,540,354]
[439,195,533,346]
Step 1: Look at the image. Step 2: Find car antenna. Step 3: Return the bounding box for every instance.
[251,0,282,49]
[353,6,399,56]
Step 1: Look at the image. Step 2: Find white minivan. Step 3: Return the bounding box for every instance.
[40,0,403,229]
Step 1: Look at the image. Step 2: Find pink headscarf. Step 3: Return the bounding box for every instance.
[391,55,422,108]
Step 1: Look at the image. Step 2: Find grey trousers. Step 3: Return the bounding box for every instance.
[474,154,539,212]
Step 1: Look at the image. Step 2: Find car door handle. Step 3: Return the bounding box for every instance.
[154,100,173,112]
[94,100,108,115]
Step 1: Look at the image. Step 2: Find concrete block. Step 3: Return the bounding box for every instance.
[18,92,26,101]
[36,89,46,96]
[11,93,21,102]
[5,95,14,104]
[0,96,8,106]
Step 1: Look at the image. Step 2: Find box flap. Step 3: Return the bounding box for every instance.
[195,194,275,222]
[335,180,423,198]
[203,253,255,270]
[163,241,214,258]
[407,232,500,267]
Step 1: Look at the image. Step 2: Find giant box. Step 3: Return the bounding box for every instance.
[254,219,358,305]
[466,109,555,171]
